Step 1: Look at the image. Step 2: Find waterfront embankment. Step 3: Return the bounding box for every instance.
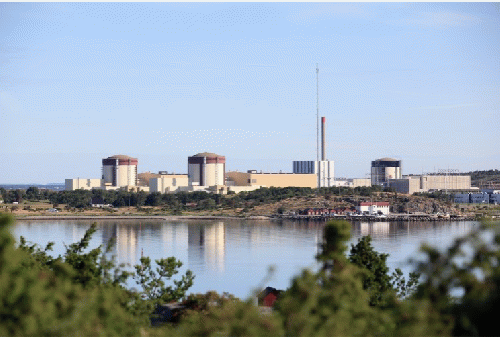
[274,214,477,222]
[16,215,271,221]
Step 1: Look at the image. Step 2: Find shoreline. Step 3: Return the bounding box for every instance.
[13,214,478,222]
[15,215,271,221]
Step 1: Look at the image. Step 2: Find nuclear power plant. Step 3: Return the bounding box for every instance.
[371,158,402,186]
[188,152,225,187]
[64,66,472,195]
[102,155,138,188]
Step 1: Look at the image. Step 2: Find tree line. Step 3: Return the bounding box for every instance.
[1,185,385,210]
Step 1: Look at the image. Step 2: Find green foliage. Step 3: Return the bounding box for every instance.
[0,214,141,336]
[175,298,284,337]
[134,256,194,305]
[349,236,419,306]
[2,215,195,335]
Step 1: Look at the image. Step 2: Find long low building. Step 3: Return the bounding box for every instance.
[149,174,189,193]
[65,178,102,190]
[333,178,371,188]
[227,171,317,188]
[389,175,472,194]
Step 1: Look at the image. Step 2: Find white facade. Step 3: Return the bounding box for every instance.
[188,153,225,187]
[371,158,402,185]
[102,155,138,187]
[188,162,225,186]
[333,178,371,188]
[65,178,102,191]
[103,163,137,187]
[150,175,189,193]
[293,160,335,187]
[356,202,390,215]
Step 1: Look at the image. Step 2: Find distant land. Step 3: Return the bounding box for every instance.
[0,184,65,191]
[0,169,498,191]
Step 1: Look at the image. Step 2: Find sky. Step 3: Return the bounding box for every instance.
[1,2,499,184]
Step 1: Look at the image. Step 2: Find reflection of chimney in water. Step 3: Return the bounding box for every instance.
[321,116,326,161]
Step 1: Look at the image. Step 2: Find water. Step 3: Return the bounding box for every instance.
[11,219,477,299]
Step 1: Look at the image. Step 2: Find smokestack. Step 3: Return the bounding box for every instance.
[321,116,326,161]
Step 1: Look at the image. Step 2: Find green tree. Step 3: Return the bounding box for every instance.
[349,235,419,306]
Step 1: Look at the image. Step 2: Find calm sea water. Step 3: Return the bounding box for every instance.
[12,219,477,299]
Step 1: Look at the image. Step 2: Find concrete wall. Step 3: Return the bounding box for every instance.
[318,160,335,187]
[227,171,317,188]
[293,160,335,187]
[371,165,401,185]
[65,178,102,191]
[188,163,224,187]
[388,178,420,194]
[420,175,471,191]
[150,175,189,193]
[103,163,137,187]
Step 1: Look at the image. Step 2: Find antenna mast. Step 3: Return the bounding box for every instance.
[316,64,320,190]
[316,64,319,163]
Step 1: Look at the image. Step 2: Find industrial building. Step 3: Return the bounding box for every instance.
[149,174,189,193]
[102,155,138,188]
[188,152,225,187]
[293,160,335,187]
[356,202,390,215]
[371,158,402,186]
[454,190,500,204]
[65,154,139,191]
[226,171,317,188]
[292,117,335,187]
[389,175,472,195]
[65,178,102,191]
[333,178,371,188]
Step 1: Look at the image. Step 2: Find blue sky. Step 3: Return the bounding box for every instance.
[1,3,499,184]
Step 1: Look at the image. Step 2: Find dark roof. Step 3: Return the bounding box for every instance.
[375,157,399,162]
[106,154,137,160]
[192,152,224,158]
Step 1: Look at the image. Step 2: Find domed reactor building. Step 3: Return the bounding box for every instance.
[102,155,138,187]
[187,152,225,187]
[371,158,402,186]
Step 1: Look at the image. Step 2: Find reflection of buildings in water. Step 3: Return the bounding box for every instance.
[160,225,188,263]
[115,225,139,265]
[101,223,117,251]
[188,222,225,272]
[359,222,390,237]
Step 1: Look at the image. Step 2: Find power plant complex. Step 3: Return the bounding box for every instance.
[64,67,473,196]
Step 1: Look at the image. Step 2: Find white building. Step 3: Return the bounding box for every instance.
[371,158,402,186]
[102,155,138,188]
[150,174,189,193]
[356,202,390,215]
[65,178,102,191]
[292,160,335,187]
[333,178,371,188]
[188,152,225,187]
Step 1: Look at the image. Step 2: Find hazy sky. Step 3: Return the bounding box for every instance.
[1,2,499,184]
